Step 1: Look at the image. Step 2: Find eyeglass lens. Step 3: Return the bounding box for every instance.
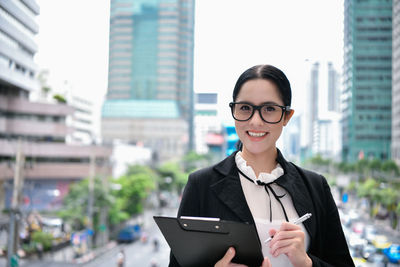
[232,103,284,123]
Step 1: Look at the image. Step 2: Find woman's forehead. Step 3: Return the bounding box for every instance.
[237,79,282,103]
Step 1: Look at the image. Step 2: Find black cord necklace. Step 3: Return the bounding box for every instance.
[237,167,289,222]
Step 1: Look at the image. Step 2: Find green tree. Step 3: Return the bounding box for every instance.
[355,159,370,180]
[308,154,330,166]
[58,176,112,231]
[369,159,381,177]
[379,187,399,228]
[356,178,378,217]
[336,161,355,173]
[114,170,155,216]
[157,162,186,192]
[53,94,67,103]
[182,151,211,173]
[382,160,400,176]
[31,230,54,251]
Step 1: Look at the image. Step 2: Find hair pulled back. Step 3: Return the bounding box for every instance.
[232,64,292,107]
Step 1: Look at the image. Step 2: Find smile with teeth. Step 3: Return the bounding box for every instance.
[247,131,267,137]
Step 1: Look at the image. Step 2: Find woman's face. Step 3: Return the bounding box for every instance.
[234,79,294,157]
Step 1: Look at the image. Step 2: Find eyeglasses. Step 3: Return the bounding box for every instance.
[229,102,291,124]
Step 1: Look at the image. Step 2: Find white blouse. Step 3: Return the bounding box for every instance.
[235,152,310,267]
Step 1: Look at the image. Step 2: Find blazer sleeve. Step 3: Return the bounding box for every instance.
[168,172,201,267]
[305,172,354,267]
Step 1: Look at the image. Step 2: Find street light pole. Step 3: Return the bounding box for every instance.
[7,138,25,267]
[87,152,95,249]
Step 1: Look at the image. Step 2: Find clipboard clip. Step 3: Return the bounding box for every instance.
[178,217,229,234]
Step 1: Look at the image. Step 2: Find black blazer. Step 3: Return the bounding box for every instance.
[169,150,354,267]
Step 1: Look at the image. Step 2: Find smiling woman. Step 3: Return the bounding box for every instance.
[168,64,355,267]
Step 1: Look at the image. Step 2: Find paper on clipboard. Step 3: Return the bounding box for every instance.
[153,215,263,267]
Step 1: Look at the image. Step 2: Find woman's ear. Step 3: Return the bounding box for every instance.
[283,109,295,126]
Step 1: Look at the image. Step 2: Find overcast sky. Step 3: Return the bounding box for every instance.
[35,0,344,121]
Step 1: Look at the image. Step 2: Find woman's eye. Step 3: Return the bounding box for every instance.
[263,105,276,112]
[239,105,252,111]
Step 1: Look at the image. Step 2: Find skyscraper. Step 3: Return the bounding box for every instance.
[300,61,342,160]
[102,0,195,161]
[392,0,400,164]
[342,0,392,162]
[327,62,340,113]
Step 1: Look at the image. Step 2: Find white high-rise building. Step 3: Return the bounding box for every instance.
[301,60,342,159]
[194,93,221,154]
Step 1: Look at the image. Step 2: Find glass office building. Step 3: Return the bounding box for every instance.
[102,0,195,159]
[342,0,392,162]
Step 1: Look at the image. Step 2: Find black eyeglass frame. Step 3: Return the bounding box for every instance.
[229,101,291,124]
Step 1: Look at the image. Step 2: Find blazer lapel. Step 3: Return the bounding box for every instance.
[275,151,316,241]
[210,153,255,224]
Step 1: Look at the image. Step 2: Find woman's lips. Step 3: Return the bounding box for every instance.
[247,131,267,137]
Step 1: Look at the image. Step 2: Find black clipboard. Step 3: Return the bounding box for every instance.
[153,216,264,267]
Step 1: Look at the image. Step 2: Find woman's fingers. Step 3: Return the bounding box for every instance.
[260,257,272,267]
[279,221,301,231]
[268,221,301,243]
[215,247,235,267]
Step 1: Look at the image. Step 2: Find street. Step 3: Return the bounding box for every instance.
[83,208,171,267]
[1,202,399,267]
[0,208,173,267]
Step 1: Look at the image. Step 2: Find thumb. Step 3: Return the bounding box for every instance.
[261,256,272,267]
[217,247,236,266]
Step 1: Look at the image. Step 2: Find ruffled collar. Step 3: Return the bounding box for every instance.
[235,151,284,184]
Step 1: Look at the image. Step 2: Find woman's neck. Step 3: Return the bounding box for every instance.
[241,148,278,177]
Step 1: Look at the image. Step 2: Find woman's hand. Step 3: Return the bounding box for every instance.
[268,222,312,267]
[215,247,271,267]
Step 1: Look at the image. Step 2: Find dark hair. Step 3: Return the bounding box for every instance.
[232,64,292,107]
[233,65,292,151]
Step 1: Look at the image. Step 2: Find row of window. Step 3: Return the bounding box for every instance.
[354,135,391,140]
[0,112,65,122]
[0,134,64,143]
[354,124,390,130]
[355,75,391,81]
[357,114,391,121]
[355,104,391,110]
[356,66,391,71]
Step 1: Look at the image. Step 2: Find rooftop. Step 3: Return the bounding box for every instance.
[102,99,180,119]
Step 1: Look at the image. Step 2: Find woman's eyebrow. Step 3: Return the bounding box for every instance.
[260,101,280,105]
[236,100,280,105]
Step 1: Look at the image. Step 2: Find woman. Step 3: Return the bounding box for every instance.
[169,64,354,267]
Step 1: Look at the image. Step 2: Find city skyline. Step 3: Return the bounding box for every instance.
[35,0,344,122]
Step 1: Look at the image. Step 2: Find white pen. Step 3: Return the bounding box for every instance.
[264,213,312,244]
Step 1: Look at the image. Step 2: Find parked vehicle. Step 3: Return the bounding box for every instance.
[117,224,141,243]
[383,244,400,264]
[362,244,377,262]
[348,232,367,250]
[362,225,377,244]
[352,222,365,235]
[371,235,391,251]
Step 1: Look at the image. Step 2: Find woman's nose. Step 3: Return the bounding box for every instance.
[249,110,264,125]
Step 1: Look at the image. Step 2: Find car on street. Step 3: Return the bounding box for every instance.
[362,244,377,262]
[372,235,391,251]
[362,225,377,244]
[117,224,141,243]
[383,244,400,264]
[352,222,365,235]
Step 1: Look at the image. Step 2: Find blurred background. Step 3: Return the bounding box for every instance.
[0,0,400,266]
